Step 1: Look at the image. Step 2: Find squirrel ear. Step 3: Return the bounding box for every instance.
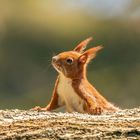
[79,55,88,64]
[73,37,93,53]
[79,46,103,63]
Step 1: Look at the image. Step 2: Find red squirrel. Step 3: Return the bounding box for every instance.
[33,37,119,115]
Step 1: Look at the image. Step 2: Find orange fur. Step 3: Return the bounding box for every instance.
[33,37,119,114]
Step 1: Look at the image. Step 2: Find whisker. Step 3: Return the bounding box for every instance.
[52,52,56,57]
[46,47,56,57]
[39,63,52,74]
[37,48,57,74]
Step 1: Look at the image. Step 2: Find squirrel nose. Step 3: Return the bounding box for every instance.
[52,56,59,63]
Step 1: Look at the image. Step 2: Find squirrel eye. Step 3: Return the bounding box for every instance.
[66,58,73,64]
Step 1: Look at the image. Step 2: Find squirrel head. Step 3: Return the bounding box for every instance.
[52,37,103,79]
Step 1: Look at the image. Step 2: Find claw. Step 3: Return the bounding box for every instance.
[31,106,47,112]
[89,106,103,115]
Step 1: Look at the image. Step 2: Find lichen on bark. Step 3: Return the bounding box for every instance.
[0,107,140,139]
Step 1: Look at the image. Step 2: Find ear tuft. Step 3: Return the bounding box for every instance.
[73,37,93,53]
[92,45,103,52]
[86,45,103,60]
[79,45,103,64]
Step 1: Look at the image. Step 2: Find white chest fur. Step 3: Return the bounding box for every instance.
[57,74,85,113]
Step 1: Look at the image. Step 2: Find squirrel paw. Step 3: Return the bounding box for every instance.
[89,106,103,115]
[31,106,48,111]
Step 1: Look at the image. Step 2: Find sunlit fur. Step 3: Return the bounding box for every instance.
[33,37,119,114]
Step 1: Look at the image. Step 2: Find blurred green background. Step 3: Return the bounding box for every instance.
[0,0,139,109]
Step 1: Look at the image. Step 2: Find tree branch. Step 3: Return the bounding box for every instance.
[0,107,140,139]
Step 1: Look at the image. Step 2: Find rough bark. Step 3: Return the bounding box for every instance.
[0,107,140,140]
